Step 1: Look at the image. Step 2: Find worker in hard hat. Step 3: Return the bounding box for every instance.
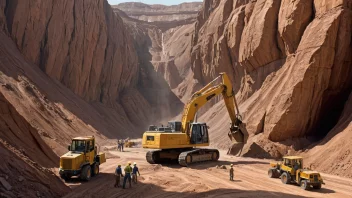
[114,164,124,188]
[229,164,234,181]
[132,162,140,184]
[122,162,132,189]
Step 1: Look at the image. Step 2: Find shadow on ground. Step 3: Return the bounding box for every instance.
[63,173,317,198]
[159,160,269,170]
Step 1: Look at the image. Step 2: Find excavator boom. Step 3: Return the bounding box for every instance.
[181,73,244,143]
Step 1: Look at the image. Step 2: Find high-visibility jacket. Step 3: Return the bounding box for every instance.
[124,165,132,174]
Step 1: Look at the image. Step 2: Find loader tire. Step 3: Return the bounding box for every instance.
[80,165,91,181]
[268,169,277,178]
[92,163,99,177]
[301,180,310,190]
[281,172,290,184]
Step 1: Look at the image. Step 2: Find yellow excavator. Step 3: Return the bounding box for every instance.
[142,72,244,166]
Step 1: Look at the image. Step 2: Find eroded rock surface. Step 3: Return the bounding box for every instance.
[191,0,352,178]
[0,0,186,196]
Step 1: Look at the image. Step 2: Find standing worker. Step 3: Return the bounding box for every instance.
[114,164,124,188]
[122,162,132,189]
[229,164,234,181]
[121,139,125,152]
[119,140,122,152]
[132,162,140,184]
[117,140,121,151]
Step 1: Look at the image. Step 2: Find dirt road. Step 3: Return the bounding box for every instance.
[63,148,352,198]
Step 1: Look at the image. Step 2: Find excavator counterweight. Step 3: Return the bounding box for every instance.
[142,73,244,166]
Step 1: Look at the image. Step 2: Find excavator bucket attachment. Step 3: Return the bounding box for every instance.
[228,126,244,143]
[228,118,244,143]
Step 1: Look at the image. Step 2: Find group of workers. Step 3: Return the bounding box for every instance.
[114,161,235,187]
[114,161,140,189]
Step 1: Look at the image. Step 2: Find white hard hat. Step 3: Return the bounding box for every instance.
[133,162,137,165]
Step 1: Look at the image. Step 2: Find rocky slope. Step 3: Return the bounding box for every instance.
[190,0,352,177]
[0,0,183,196]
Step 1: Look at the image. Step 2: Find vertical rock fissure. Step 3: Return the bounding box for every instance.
[4,0,8,21]
[81,0,86,75]
[39,1,55,72]
[4,0,15,34]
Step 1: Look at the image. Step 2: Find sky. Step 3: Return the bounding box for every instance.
[107,0,202,6]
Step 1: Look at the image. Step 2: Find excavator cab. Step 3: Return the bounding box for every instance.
[190,123,209,144]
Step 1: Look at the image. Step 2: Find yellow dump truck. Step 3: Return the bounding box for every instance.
[268,156,324,190]
[59,136,106,181]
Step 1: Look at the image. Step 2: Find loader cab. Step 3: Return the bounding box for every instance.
[283,157,303,169]
[282,156,303,175]
[70,137,95,154]
[190,123,209,144]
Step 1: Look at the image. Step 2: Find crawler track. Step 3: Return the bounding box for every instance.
[178,149,219,166]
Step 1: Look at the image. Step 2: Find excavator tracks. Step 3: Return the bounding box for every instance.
[146,150,162,164]
[146,149,220,166]
[178,149,219,167]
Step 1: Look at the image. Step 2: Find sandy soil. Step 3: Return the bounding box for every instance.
[62,148,352,198]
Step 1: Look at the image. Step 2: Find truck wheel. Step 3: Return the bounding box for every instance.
[80,165,91,181]
[281,172,290,184]
[268,169,274,178]
[268,169,279,178]
[301,180,310,190]
[313,183,321,189]
[92,164,99,177]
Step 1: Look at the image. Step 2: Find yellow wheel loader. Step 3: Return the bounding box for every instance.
[268,156,325,190]
[59,136,106,181]
[142,73,245,166]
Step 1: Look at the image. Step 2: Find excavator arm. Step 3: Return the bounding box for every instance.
[180,73,244,143]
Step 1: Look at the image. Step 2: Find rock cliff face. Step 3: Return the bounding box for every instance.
[191,0,352,176]
[1,0,182,133]
[5,0,137,104]
[0,0,183,196]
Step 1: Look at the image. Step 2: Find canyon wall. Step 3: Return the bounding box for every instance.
[2,0,184,136]
[116,3,202,107]
[0,0,182,196]
[191,0,352,176]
